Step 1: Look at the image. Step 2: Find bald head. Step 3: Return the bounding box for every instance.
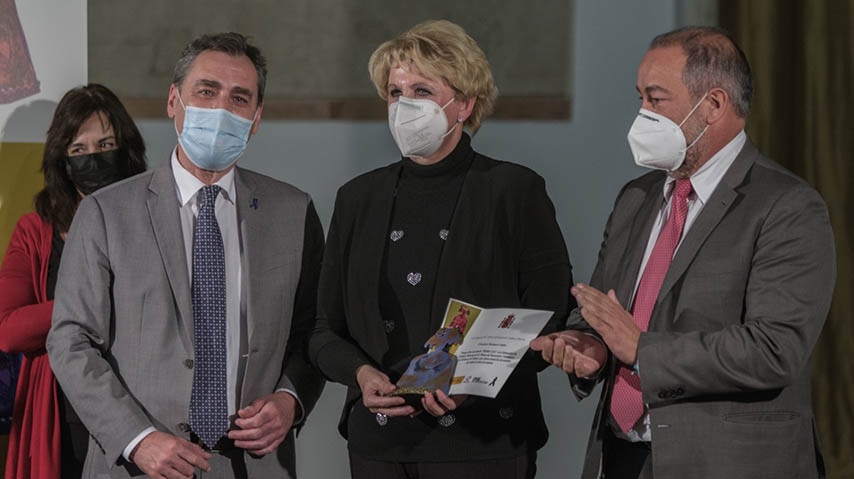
[650,26,753,118]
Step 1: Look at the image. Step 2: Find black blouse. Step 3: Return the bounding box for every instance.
[45,229,64,301]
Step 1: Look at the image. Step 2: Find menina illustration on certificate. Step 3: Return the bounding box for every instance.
[394,298,553,399]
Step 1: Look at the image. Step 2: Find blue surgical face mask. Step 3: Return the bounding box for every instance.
[174,90,257,171]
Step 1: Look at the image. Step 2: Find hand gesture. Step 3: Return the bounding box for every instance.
[531,330,607,377]
[571,284,640,365]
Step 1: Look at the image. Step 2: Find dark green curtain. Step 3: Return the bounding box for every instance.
[720,1,854,477]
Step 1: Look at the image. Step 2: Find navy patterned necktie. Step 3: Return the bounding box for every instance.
[189,184,228,448]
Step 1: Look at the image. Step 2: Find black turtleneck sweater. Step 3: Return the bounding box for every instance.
[379,135,474,377]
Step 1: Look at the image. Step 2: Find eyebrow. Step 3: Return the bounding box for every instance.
[195,79,222,90]
[68,135,116,148]
[194,79,255,101]
[386,81,437,91]
[412,82,436,91]
[231,86,254,99]
[643,84,671,96]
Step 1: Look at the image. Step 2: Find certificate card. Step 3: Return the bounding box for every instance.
[441,298,553,398]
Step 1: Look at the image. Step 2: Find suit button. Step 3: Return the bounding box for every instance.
[177,422,190,432]
[384,320,395,333]
[184,359,194,369]
[658,391,667,399]
[498,407,514,420]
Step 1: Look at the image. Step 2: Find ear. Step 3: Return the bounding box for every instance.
[704,87,729,125]
[456,96,476,124]
[167,84,179,119]
[249,102,263,137]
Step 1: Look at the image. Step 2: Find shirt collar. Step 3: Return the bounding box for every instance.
[663,130,747,204]
[170,148,236,207]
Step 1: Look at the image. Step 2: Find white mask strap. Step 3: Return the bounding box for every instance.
[685,125,709,150]
[440,121,459,140]
[176,89,187,110]
[441,97,460,138]
[678,92,709,127]
[174,90,185,139]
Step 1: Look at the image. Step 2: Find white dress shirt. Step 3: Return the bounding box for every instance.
[615,130,747,442]
[123,150,300,460]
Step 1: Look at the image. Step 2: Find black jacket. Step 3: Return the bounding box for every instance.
[309,147,574,461]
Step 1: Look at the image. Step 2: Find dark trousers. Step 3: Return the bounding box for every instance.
[59,421,87,478]
[602,429,652,479]
[58,386,88,478]
[349,451,537,479]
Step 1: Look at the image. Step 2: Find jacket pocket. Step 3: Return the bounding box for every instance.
[712,411,801,477]
[723,410,800,424]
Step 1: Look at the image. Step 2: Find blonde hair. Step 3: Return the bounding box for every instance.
[368,20,498,134]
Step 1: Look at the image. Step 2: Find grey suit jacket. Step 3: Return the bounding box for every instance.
[569,141,835,479]
[47,162,325,478]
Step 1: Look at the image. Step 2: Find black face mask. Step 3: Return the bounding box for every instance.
[65,149,128,195]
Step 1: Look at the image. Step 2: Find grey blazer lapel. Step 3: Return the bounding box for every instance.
[235,168,260,346]
[146,163,194,356]
[656,141,758,306]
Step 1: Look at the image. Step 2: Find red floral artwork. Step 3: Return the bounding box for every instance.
[0,0,40,104]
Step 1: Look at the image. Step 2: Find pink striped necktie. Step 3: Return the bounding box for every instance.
[610,178,694,433]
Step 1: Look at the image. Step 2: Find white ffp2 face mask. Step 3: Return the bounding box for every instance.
[388,96,457,158]
[627,93,709,171]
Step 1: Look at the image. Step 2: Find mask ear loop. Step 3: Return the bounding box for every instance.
[173,89,186,140]
[679,92,710,151]
[678,92,708,127]
[439,97,461,139]
[175,89,187,111]
[685,125,709,150]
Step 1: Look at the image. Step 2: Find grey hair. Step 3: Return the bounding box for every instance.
[650,26,753,118]
[172,32,267,105]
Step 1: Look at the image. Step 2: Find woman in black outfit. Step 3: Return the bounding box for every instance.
[308,20,574,479]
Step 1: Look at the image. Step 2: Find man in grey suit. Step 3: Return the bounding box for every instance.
[532,27,835,478]
[47,32,324,478]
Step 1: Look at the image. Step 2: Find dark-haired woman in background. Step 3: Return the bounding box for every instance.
[0,84,146,479]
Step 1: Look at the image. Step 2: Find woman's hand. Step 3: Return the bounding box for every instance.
[355,365,415,417]
[421,390,467,417]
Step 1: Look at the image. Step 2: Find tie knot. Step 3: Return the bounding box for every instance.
[674,178,693,200]
[200,185,221,206]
